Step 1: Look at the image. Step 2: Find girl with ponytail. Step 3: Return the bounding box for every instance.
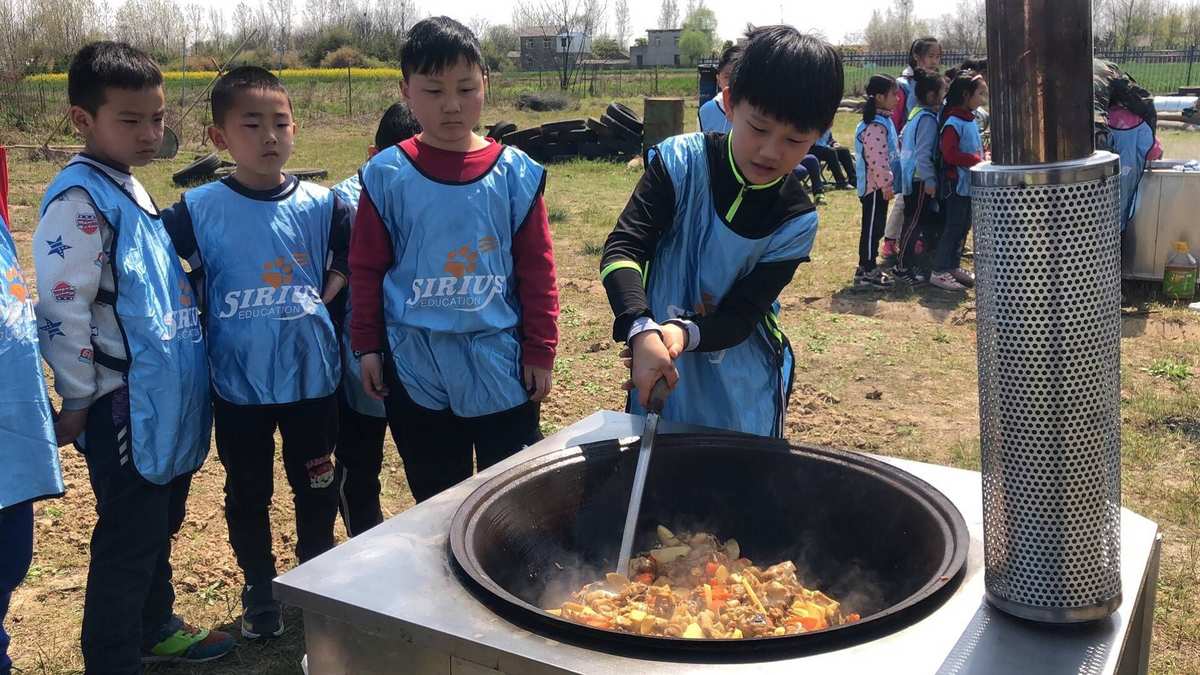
[853,74,901,289]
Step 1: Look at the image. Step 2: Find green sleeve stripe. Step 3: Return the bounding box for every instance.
[600,260,643,281]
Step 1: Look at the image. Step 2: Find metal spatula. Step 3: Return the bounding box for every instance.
[615,378,671,575]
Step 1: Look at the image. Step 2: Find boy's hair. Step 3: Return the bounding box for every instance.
[717,44,742,72]
[862,73,898,124]
[68,41,163,115]
[374,102,422,149]
[907,37,941,69]
[211,66,291,127]
[912,68,944,107]
[729,26,843,133]
[959,58,988,75]
[401,16,485,81]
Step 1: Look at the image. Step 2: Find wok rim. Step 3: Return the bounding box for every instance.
[448,434,970,654]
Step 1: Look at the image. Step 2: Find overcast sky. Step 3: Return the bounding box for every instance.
[203,0,956,45]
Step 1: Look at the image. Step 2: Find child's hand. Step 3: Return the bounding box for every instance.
[322,271,347,304]
[924,182,936,196]
[359,353,390,400]
[660,322,688,358]
[524,365,553,402]
[628,331,679,408]
[54,408,88,447]
[883,185,895,201]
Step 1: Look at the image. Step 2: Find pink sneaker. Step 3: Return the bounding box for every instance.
[930,272,967,291]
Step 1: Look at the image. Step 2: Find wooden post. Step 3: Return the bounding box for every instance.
[347,65,353,118]
[642,97,684,155]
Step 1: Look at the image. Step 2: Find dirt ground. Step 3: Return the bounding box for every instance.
[2,102,1199,674]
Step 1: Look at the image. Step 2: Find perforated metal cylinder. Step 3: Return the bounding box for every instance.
[972,154,1124,623]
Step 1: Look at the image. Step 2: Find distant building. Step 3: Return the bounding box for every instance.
[519,28,593,71]
[629,28,683,67]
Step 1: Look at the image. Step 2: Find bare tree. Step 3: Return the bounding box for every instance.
[515,0,607,90]
[657,0,678,29]
[613,0,630,47]
[937,0,985,55]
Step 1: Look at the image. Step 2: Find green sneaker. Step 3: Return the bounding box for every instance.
[142,615,235,664]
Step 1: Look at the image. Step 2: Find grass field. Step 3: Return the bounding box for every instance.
[3,100,1200,674]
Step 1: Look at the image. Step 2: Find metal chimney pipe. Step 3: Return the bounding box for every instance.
[973,0,1124,623]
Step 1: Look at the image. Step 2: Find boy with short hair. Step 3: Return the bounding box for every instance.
[34,41,232,671]
[350,17,559,504]
[601,26,843,436]
[328,101,420,536]
[161,65,352,639]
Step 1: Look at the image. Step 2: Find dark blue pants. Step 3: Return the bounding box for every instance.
[79,389,192,675]
[792,155,824,194]
[935,194,973,273]
[0,502,34,675]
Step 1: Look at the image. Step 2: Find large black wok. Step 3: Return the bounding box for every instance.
[449,433,969,655]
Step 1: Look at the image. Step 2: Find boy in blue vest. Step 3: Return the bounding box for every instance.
[33,41,232,671]
[161,66,352,640]
[350,17,559,503]
[1,210,65,675]
[602,26,842,436]
[328,102,420,536]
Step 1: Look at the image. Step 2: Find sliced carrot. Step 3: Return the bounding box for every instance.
[635,573,654,584]
[705,562,719,577]
[846,613,861,622]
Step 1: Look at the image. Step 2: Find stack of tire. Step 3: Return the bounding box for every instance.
[489,102,644,163]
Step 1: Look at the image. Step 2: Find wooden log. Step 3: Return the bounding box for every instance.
[642,97,684,154]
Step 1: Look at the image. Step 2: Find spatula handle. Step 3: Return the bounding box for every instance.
[647,377,671,415]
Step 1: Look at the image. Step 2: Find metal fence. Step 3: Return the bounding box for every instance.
[5,48,1200,135]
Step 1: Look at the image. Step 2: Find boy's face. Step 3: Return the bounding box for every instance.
[723,94,821,186]
[70,86,165,169]
[209,88,296,180]
[402,58,486,150]
[716,64,733,91]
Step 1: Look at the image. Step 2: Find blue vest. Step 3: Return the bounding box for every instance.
[898,75,918,119]
[40,164,210,485]
[698,95,731,134]
[855,114,902,197]
[360,144,545,418]
[814,130,833,149]
[0,215,64,508]
[186,179,340,405]
[330,174,385,418]
[630,133,813,437]
[900,106,938,195]
[1110,123,1154,232]
[942,115,983,197]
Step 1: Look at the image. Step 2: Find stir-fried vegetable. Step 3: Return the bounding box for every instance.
[545,527,862,639]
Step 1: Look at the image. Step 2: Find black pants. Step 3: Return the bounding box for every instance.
[1,502,33,675]
[382,366,541,503]
[213,393,339,587]
[900,182,939,271]
[78,388,192,674]
[935,194,973,273]
[810,144,856,185]
[334,393,388,536]
[859,190,890,271]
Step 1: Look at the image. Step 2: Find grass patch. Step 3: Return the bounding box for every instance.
[1148,357,1192,383]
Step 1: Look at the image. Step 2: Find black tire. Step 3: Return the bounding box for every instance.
[541,119,588,135]
[289,168,329,181]
[586,117,614,139]
[156,127,179,159]
[601,138,641,157]
[607,102,643,133]
[600,113,641,143]
[504,128,542,147]
[488,121,518,141]
[172,153,221,186]
[565,127,598,143]
[578,142,608,159]
[541,141,579,162]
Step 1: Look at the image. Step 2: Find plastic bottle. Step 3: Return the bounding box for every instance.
[1162,241,1199,301]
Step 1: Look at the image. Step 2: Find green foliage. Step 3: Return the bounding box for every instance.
[320,46,368,69]
[591,37,627,60]
[679,7,718,64]
[303,27,354,67]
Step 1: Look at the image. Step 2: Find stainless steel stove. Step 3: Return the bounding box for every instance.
[275,412,1160,675]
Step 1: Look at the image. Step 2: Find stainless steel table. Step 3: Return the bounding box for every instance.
[275,412,1161,675]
